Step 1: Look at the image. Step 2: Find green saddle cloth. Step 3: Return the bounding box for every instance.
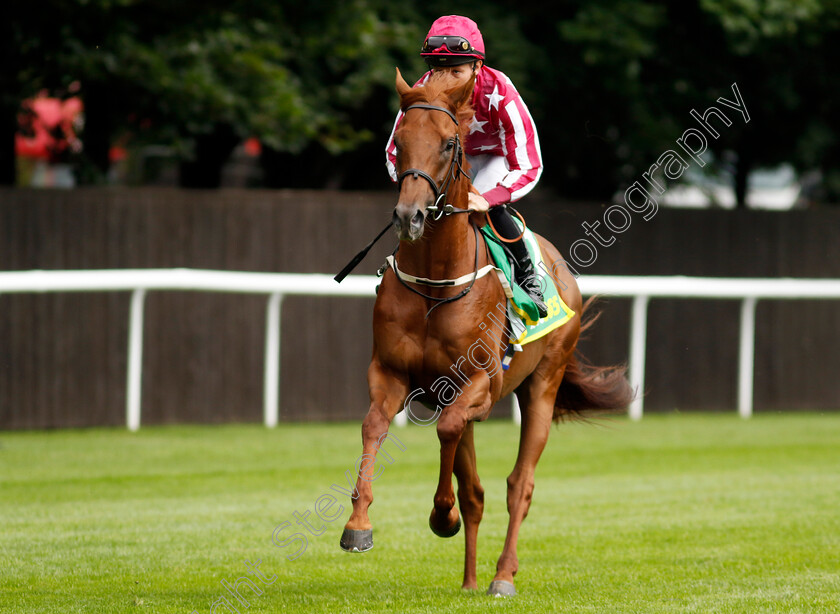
[480,220,574,345]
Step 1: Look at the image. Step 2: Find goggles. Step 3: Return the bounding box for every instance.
[421,35,484,57]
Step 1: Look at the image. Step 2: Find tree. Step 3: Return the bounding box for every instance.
[2,0,419,187]
[516,0,840,206]
[5,1,840,201]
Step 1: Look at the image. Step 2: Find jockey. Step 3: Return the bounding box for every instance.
[386,15,547,318]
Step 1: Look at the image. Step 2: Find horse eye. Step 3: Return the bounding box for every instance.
[444,140,455,152]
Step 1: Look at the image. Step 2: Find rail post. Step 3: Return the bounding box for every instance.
[628,294,650,421]
[738,297,758,419]
[126,289,147,432]
[264,292,284,428]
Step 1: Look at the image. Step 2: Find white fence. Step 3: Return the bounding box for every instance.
[2,269,840,430]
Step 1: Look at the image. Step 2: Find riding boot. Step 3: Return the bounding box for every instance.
[488,205,549,318]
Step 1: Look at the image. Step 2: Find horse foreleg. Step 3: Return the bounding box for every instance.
[430,380,491,541]
[453,421,485,590]
[488,384,557,596]
[340,361,408,553]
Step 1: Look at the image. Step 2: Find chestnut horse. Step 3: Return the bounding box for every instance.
[339,69,633,596]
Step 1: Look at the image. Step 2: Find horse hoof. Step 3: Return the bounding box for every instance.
[486,580,517,597]
[429,513,461,538]
[339,528,373,553]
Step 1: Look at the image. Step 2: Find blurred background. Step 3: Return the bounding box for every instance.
[5,0,840,203]
[2,0,840,429]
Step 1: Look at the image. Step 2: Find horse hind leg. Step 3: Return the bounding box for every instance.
[453,422,485,590]
[488,378,561,596]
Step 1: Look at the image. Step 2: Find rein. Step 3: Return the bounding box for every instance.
[334,103,477,300]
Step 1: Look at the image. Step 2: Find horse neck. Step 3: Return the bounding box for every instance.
[399,181,475,279]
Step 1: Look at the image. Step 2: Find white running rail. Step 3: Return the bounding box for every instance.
[2,269,839,429]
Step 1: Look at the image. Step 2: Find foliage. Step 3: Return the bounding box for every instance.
[3,0,420,184]
[3,0,840,200]
[518,0,840,204]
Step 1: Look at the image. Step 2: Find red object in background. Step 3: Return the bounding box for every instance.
[243,137,262,157]
[109,146,128,163]
[16,94,84,162]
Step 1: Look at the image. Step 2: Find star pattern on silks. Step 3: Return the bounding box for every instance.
[476,144,497,152]
[485,85,503,110]
[469,117,488,134]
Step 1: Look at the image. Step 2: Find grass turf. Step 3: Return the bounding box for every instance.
[1,414,838,613]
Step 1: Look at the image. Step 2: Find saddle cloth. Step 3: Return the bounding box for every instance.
[480,220,574,347]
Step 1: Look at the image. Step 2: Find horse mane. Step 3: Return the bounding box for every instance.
[400,72,474,144]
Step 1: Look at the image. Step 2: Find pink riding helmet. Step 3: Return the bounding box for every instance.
[420,15,485,67]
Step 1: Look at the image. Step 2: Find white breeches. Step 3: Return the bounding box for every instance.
[466,154,509,194]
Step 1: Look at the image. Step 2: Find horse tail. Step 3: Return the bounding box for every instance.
[553,297,636,421]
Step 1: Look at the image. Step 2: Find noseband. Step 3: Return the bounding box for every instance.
[397,104,472,220]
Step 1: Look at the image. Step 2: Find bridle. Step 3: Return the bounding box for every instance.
[391,102,487,317]
[332,102,476,287]
[396,104,472,221]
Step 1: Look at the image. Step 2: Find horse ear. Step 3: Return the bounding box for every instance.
[449,73,476,110]
[395,68,412,99]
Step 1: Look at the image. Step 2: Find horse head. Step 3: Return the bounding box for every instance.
[392,68,475,241]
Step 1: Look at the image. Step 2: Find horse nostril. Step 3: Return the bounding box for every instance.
[392,209,402,232]
[411,210,425,230]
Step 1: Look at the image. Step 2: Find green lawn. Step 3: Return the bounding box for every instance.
[1,414,839,613]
